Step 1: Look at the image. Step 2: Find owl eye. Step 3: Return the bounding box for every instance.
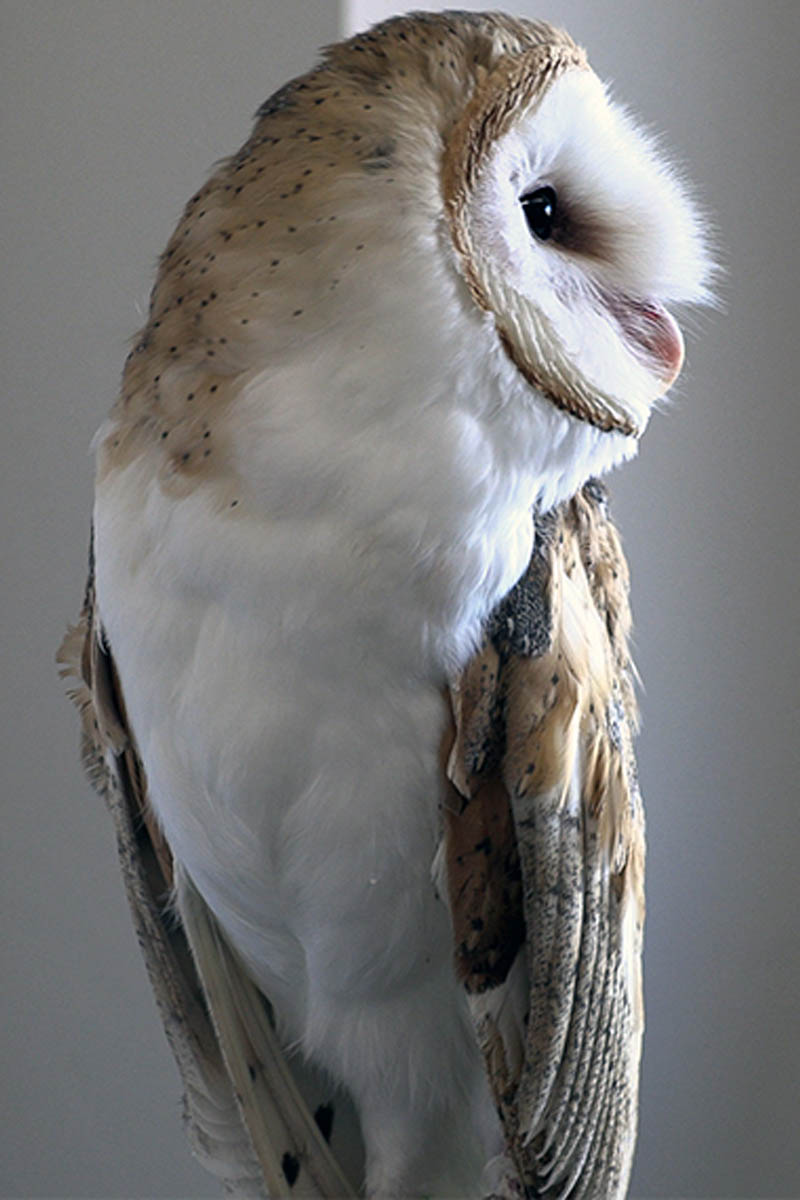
[520,186,558,242]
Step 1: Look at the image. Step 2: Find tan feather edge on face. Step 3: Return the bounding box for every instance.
[442,41,641,439]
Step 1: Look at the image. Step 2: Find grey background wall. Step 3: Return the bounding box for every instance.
[2,1,797,1197]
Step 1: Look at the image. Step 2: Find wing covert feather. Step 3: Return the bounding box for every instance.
[444,481,645,1199]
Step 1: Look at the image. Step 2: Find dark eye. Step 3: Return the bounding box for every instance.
[520,185,557,241]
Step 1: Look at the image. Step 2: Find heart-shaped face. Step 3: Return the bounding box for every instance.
[445,47,712,438]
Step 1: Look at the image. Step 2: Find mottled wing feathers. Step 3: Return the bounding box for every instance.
[444,482,645,1199]
[57,544,355,1199]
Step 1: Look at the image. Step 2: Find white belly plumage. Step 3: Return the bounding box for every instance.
[93,462,521,1195]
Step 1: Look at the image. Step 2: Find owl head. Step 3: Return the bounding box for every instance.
[107,11,713,514]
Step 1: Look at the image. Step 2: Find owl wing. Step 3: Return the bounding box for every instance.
[442,481,646,1200]
[57,537,355,1199]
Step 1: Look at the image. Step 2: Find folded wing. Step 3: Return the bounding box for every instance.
[443,481,645,1200]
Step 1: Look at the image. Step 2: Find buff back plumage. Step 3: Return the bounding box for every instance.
[96,12,572,490]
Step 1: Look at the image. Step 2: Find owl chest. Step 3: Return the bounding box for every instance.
[136,590,459,1012]
[96,450,535,1006]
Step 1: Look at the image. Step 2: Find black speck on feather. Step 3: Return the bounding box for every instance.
[281,1152,300,1187]
[313,1102,335,1143]
[257,80,300,119]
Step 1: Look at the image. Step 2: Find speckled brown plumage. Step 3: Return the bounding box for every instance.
[96,11,596,497]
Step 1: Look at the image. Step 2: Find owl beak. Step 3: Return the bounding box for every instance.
[612,296,685,392]
[637,300,685,389]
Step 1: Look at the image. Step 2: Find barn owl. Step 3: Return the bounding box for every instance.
[60,11,711,1199]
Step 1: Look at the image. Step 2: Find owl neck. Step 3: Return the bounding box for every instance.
[334,366,637,676]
